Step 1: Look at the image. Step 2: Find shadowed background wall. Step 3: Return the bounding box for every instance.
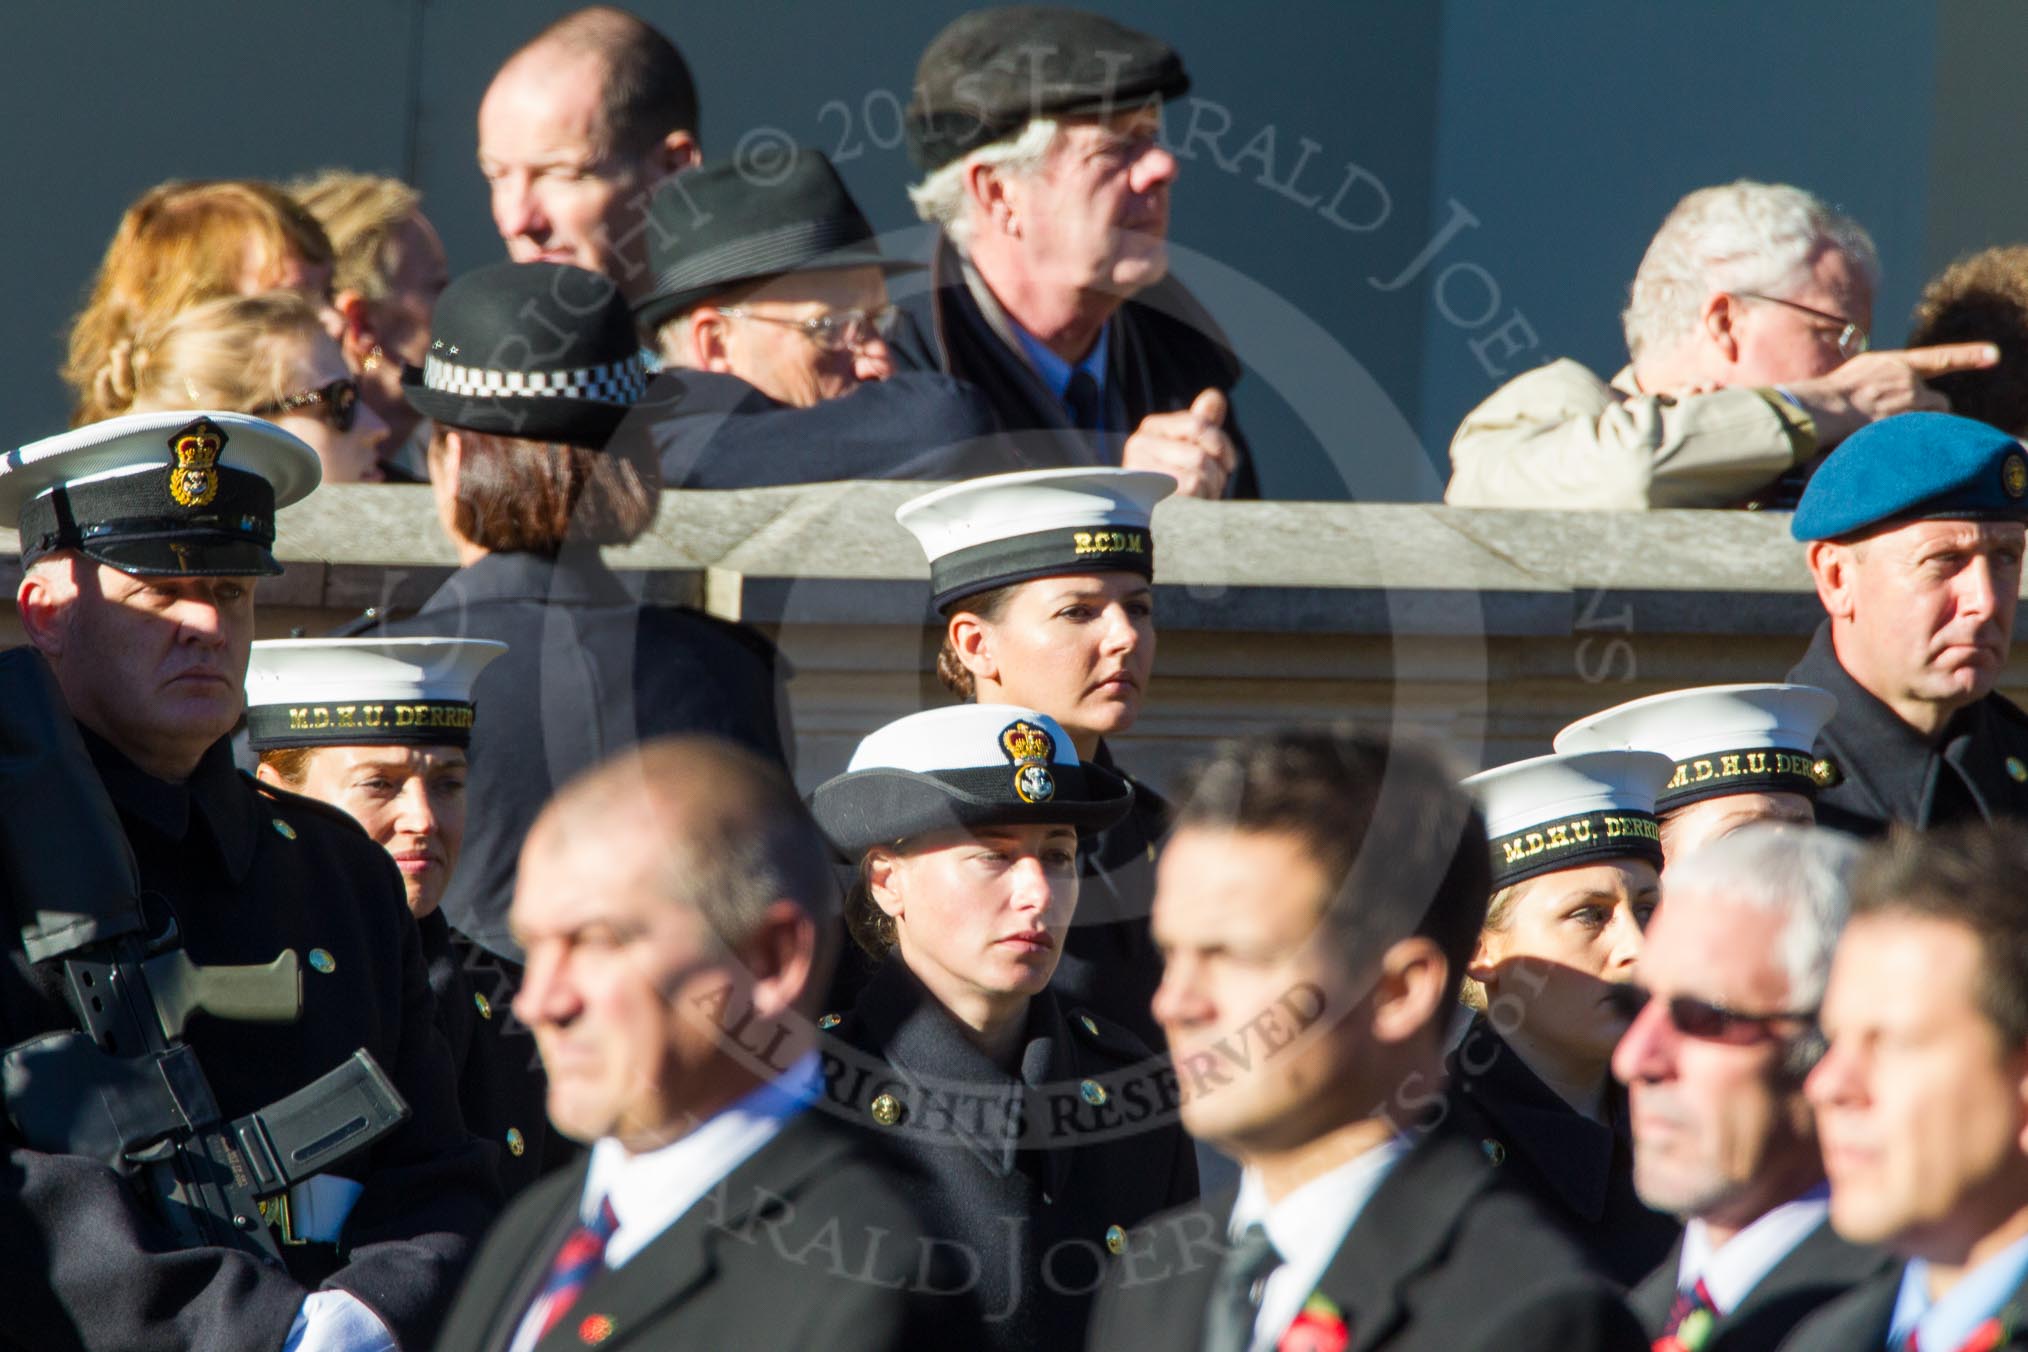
[9,0,2026,499]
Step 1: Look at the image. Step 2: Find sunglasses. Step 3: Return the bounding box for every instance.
[255,377,360,432]
[1613,984,1817,1046]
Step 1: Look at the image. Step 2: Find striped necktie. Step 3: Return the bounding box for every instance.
[1654,1277,1717,1352]
[531,1196,620,1341]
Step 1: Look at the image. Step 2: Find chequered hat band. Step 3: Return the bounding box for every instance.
[420,354,647,406]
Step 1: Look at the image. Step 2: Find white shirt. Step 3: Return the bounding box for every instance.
[507,1055,819,1352]
[1890,1232,2028,1352]
[1674,1187,1830,1316]
[1226,1137,1410,1352]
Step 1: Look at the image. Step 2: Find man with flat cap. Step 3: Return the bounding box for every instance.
[887,5,1259,499]
[1786,411,2028,836]
[1556,683,1839,864]
[0,412,496,1350]
[616,148,1018,487]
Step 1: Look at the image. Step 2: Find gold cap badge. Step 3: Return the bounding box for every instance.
[168,417,225,509]
[2005,451,2027,500]
[999,718,1058,804]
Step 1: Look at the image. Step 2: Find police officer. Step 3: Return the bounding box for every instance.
[809,704,1198,1352]
[1448,749,1682,1285]
[0,411,496,1350]
[1787,412,2028,835]
[245,636,562,1198]
[365,261,788,962]
[893,467,1175,1050]
[1556,682,1839,864]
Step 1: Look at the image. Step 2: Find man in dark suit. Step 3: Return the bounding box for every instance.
[1787,413,2028,836]
[622,149,1018,487]
[1784,825,2028,1352]
[433,737,971,1352]
[1612,825,1889,1351]
[0,411,497,1351]
[1088,731,1644,1352]
[889,6,1258,499]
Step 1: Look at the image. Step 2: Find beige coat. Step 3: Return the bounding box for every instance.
[1444,359,1806,509]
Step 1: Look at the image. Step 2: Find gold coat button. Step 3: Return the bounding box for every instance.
[272,818,297,841]
[505,1128,525,1157]
[1080,1079,1108,1107]
[817,1012,842,1030]
[473,992,492,1019]
[2009,756,2028,783]
[1481,1138,1506,1166]
[1079,1014,1100,1036]
[870,1093,902,1126]
[1104,1224,1127,1255]
[307,948,336,974]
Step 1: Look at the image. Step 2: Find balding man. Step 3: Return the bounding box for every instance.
[1447,180,1998,510]
[433,738,973,1352]
[477,6,700,293]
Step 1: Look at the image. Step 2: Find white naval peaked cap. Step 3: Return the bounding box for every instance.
[1553,683,1839,810]
[244,637,508,751]
[895,466,1176,609]
[811,704,1133,857]
[2,410,321,577]
[1463,749,1674,889]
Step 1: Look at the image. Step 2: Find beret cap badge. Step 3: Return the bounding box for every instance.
[1000,718,1058,804]
[2006,452,2027,501]
[167,417,224,509]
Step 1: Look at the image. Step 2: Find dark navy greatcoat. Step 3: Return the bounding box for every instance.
[0,729,498,1352]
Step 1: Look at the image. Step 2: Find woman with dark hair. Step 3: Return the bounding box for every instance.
[1448,749,1682,1285]
[891,468,1174,1047]
[809,704,1196,1352]
[366,261,787,963]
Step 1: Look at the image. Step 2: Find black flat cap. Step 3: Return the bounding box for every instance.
[404,262,648,450]
[633,149,920,333]
[906,5,1190,172]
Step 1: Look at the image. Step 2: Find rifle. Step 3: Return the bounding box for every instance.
[0,647,410,1263]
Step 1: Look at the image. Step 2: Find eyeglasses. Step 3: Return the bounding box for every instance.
[254,377,360,432]
[716,304,899,352]
[1733,292,1871,361]
[1619,984,1818,1046]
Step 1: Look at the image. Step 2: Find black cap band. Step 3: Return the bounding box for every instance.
[1489,809,1662,889]
[1658,747,1828,811]
[931,526,1154,610]
[19,463,279,576]
[247,699,476,751]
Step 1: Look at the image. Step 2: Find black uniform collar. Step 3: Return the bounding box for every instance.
[1795,620,1994,822]
[81,725,258,881]
[854,957,1075,1184]
[414,545,633,615]
[1450,1016,1622,1223]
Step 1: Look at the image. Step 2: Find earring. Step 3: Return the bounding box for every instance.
[362,345,386,373]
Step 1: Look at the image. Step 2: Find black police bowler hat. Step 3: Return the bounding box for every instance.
[632,149,921,333]
[906,5,1190,172]
[403,262,648,451]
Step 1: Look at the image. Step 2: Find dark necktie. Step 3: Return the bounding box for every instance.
[1065,368,1103,433]
[1653,1277,1717,1351]
[1200,1222,1284,1352]
[529,1196,619,1341]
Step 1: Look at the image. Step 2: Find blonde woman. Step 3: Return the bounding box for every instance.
[1448,749,1681,1285]
[92,290,387,483]
[65,178,337,425]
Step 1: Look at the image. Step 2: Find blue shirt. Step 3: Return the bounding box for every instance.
[1889,1232,2028,1351]
[1012,321,1110,434]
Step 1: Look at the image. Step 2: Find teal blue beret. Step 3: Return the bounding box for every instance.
[1791,412,2028,542]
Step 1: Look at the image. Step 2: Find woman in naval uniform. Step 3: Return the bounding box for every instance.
[245,635,561,1198]
[889,467,1175,1049]
[809,705,1198,1352]
[1446,748,1683,1286]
